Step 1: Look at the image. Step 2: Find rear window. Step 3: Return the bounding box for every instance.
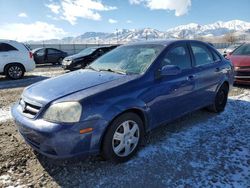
[0,43,18,52]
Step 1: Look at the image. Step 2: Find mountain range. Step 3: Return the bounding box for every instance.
[30,20,250,44]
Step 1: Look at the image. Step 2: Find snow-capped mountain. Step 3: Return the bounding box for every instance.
[166,20,250,39]
[30,20,250,44]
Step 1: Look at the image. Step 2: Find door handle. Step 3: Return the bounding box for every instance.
[215,67,221,72]
[187,75,195,81]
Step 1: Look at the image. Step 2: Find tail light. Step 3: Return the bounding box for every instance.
[29,51,33,59]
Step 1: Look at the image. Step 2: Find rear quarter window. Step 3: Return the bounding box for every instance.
[210,48,221,62]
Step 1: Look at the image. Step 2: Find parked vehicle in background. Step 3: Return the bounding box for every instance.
[62,45,118,71]
[223,44,241,57]
[32,48,67,65]
[0,40,35,79]
[227,43,250,85]
[12,40,234,162]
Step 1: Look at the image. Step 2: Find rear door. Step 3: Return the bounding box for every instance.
[188,42,223,107]
[0,43,18,71]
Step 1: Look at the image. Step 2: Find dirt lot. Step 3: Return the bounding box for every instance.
[0,66,249,187]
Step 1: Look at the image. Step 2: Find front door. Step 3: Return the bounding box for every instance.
[146,42,196,128]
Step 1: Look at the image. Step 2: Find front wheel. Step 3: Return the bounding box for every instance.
[57,57,63,65]
[207,84,229,113]
[101,113,144,162]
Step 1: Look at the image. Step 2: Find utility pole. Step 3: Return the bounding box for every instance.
[116,29,119,44]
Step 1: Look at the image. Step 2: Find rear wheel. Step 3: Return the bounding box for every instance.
[207,84,229,113]
[5,64,25,79]
[101,113,144,162]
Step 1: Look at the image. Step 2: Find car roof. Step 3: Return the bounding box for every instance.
[0,39,19,44]
[124,39,209,46]
[32,47,63,51]
[92,45,118,49]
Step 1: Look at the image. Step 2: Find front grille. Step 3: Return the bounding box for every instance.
[235,71,250,77]
[19,98,42,118]
[239,66,250,70]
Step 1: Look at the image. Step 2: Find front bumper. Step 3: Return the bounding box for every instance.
[11,102,108,159]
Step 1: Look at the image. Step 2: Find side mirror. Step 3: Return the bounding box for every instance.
[224,52,232,59]
[160,65,182,76]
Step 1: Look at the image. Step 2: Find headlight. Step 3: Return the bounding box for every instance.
[63,60,72,65]
[43,102,82,123]
[234,66,240,71]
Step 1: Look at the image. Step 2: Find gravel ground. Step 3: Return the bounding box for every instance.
[0,66,249,188]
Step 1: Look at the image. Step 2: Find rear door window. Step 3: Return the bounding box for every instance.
[0,43,18,52]
[190,43,214,66]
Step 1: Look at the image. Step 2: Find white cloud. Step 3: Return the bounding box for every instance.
[46,0,117,25]
[108,19,118,24]
[18,12,28,18]
[129,0,191,16]
[129,0,145,5]
[46,3,60,14]
[0,22,67,42]
[47,14,60,20]
[126,20,132,24]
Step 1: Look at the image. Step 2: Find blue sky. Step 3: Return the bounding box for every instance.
[0,0,249,41]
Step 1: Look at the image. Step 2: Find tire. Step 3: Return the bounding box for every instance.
[5,64,25,80]
[207,84,229,113]
[101,112,144,162]
[57,57,63,65]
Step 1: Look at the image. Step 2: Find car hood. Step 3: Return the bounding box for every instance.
[64,53,88,60]
[22,69,125,105]
[229,55,250,67]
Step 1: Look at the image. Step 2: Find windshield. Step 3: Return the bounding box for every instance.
[89,44,164,74]
[79,47,97,56]
[232,44,250,56]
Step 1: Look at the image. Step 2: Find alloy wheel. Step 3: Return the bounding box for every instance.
[112,120,140,157]
[8,65,23,79]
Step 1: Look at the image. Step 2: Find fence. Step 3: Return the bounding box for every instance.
[28,42,240,55]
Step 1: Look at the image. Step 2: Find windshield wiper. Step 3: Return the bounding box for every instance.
[86,66,99,72]
[99,68,127,75]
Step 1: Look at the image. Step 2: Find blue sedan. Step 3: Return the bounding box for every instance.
[11,40,234,162]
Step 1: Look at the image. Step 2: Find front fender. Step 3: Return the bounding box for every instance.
[94,97,150,151]
[103,98,150,126]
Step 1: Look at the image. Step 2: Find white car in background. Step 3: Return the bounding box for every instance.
[0,40,35,79]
